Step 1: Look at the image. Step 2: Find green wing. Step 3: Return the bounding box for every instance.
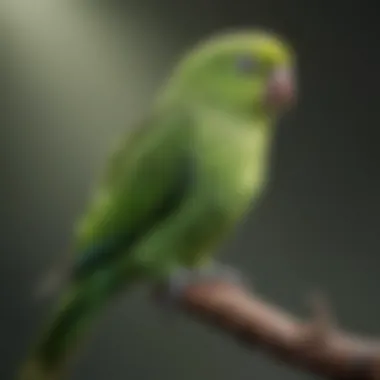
[71,108,194,279]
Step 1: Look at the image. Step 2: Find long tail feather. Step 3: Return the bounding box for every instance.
[18,263,140,380]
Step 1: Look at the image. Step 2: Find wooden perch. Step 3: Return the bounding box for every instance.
[173,282,380,380]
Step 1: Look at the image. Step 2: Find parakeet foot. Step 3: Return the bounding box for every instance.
[154,262,249,308]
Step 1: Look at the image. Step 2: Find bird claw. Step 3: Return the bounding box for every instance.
[154,261,249,308]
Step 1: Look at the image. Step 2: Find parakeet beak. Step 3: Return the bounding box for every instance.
[265,66,296,110]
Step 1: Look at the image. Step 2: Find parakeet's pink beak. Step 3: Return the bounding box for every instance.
[265,66,296,110]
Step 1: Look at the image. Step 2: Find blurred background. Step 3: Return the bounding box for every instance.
[1,1,380,379]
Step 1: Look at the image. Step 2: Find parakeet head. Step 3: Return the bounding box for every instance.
[163,29,297,119]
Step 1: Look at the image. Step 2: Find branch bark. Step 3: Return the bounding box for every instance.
[174,282,380,380]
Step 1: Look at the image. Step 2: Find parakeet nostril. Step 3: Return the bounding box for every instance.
[265,66,296,110]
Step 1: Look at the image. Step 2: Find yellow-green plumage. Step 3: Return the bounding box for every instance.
[17,29,296,380]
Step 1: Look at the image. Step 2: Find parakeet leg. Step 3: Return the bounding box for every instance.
[155,261,250,306]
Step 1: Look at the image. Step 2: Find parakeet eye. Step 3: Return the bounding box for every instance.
[235,56,258,74]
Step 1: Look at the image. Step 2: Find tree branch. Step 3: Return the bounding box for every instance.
[174,282,380,380]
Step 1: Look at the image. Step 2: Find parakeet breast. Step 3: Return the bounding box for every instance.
[195,108,272,219]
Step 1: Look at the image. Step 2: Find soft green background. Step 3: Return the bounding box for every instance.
[1,1,380,379]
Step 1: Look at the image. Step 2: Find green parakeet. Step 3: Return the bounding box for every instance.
[17,29,296,380]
